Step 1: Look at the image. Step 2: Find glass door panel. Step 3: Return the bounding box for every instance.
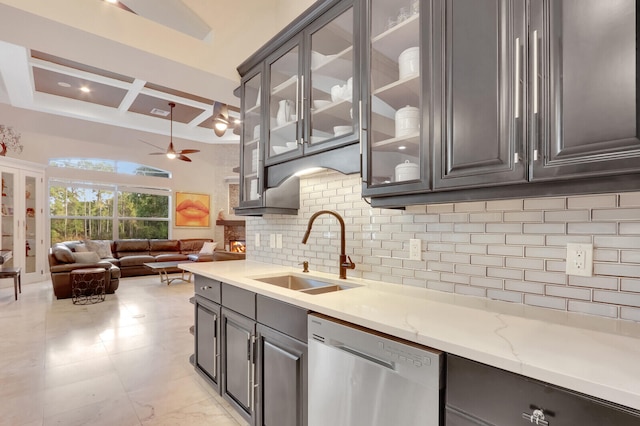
[24,175,36,274]
[242,72,262,204]
[368,0,422,187]
[1,169,15,267]
[309,5,356,148]
[268,43,301,162]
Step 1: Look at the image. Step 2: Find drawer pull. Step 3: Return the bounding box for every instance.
[200,286,211,291]
[522,409,549,425]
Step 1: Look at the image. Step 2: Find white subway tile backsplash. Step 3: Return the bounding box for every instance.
[568,301,618,318]
[619,192,640,207]
[592,208,640,221]
[567,194,617,209]
[247,170,640,322]
[545,285,591,300]
[621,278,640,293]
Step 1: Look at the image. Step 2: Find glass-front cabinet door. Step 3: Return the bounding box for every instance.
[306,0,358,155]
[362,0,429,197]
[267,38,302,165]
[23,174,38,276]
[1,168,16,267]
[241,69,264,206]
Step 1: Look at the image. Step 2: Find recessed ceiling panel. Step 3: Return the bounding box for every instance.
[32,67,128,108]
[145,82,212,105]
[31,50,135,83]
[129,94,205,123]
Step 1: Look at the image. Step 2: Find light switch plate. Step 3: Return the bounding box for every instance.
[409,238,421,261]
[566,243,593,277]
[276,234,283,249]
[269,234,276,249]
[255,233,260,248]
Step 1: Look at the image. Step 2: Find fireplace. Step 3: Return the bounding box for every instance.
[230,240,246,253]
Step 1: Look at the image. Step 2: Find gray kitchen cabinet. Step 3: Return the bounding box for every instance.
[368,0,640,207]
[222,307,256,424]
[193,277,308,425]
[361,0,432,197]
[433,0,527,190]
[255,324,307,426]
[194,296,220,391]
[264,0,359,167]
[235,64,301,216]
[529,0,640,181]
[235,0,361,216]
[446,354,640,426]
[255,295,308,426]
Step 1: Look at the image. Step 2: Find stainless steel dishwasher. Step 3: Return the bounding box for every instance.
[308,313,444,426]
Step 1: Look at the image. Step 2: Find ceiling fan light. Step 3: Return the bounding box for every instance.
[166,152,177,159]
[214,120,228,132]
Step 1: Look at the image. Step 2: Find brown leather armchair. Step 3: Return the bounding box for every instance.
[49,244,120,299]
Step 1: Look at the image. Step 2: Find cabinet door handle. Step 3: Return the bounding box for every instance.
[199,286,211,291]
[533,30,539,114]
[300,74,305,145]
[514,37,521,119]
[522,408,549,425]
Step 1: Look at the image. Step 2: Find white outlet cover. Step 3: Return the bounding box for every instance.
[276,234,283,249]
[566,243,593,277]
[269,234,276,248]
[409,238,421,261]
[255,233,260,247]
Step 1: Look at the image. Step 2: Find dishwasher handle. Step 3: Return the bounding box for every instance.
[334,344,395,371]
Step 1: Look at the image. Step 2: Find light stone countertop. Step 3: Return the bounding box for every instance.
[181,260,640,412]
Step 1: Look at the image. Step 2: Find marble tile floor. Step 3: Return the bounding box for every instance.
[0,276,249,426]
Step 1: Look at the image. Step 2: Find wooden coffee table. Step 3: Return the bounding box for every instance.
[143,261,193,285]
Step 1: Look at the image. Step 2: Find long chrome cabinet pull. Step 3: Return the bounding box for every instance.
[515,37,520,119]
[300,74,305,145]
[533,30,539,114]
[295,74,301,146]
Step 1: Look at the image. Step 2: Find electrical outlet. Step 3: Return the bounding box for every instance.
[566,243,593,277]
[269,234,276,248]
[409,238,421,261]
[276,234,283,249]
[255,233,260,248]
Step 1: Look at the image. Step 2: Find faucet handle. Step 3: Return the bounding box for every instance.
[342,256,356,270]
[299,261,309,273]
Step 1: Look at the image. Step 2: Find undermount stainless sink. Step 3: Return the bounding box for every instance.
[253,274,360,295]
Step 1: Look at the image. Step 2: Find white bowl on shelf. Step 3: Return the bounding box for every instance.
[286,142,298,149]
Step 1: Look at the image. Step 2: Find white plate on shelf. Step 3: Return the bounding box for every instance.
[313,100,332,110]
[272,145,296,155]
[272,76,297,93]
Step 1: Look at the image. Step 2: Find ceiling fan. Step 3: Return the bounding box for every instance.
[142,102,200,162]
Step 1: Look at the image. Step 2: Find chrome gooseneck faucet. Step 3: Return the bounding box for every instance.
[301,210,356,279]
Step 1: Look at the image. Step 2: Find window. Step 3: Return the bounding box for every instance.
[49,158,171,178]
[50,181,170,243]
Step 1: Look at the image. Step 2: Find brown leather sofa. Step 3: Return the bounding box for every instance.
[49,242,121,300]
[49,238,245,299]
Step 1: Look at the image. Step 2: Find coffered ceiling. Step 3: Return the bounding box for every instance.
[0,0,314,145]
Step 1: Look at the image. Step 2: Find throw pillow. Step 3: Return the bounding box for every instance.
[74,244,88,252]
[84,239,113,259]
[52,244,75,263]
[199,241,217,254]
[72,251,101,264]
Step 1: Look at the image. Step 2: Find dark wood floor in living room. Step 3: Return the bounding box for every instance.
[0,276,248,426]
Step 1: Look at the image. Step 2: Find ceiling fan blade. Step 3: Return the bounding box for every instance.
[177,154,192,162]
[177,149,200,154]
[149,152,166,155]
